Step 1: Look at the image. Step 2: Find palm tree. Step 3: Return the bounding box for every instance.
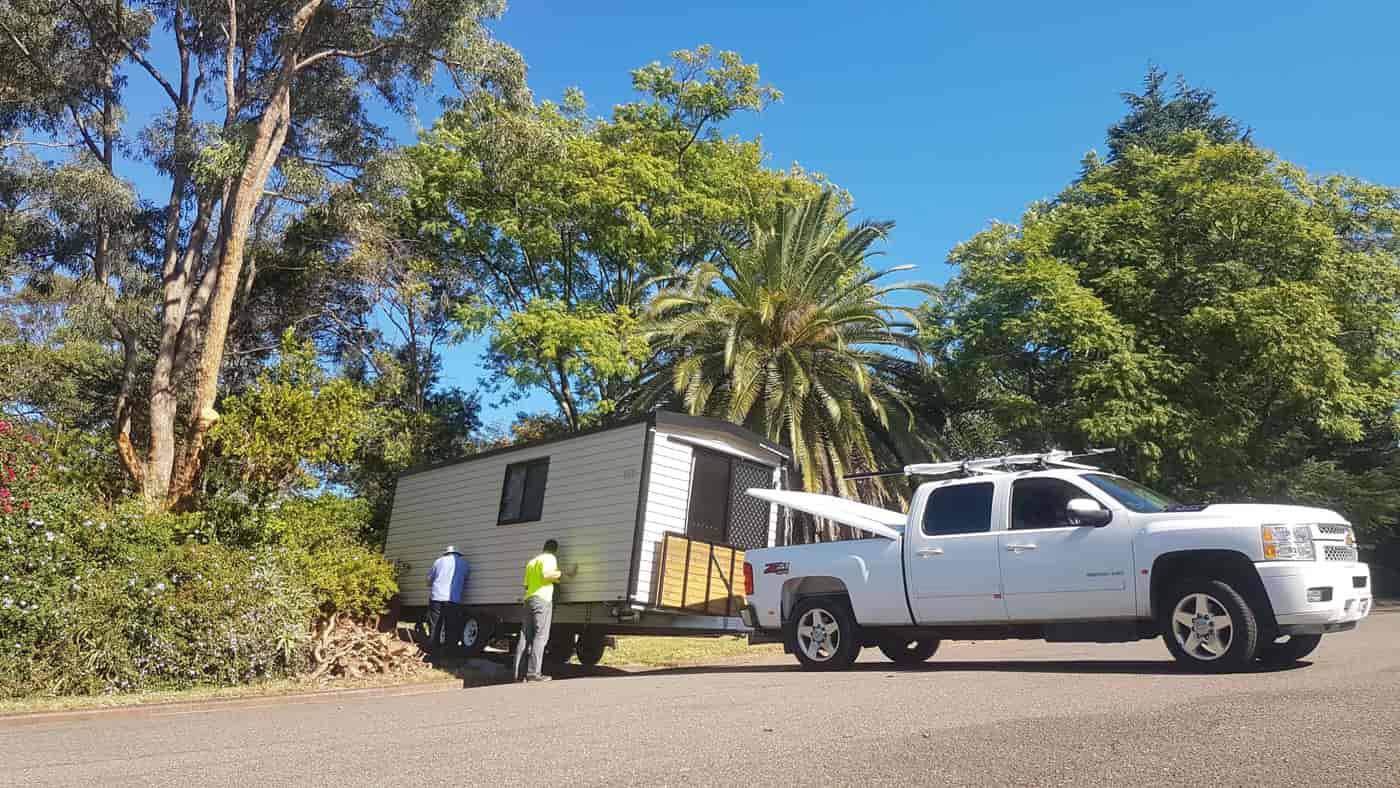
[644,192,936,504]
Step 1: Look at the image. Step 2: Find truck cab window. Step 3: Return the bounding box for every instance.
[922,483,994,536]
[1011,478,1088,530]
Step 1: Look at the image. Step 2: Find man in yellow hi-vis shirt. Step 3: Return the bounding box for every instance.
[513,539,574,682]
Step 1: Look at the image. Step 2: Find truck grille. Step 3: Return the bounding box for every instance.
[1323,544,1358,562]
[1316,524,1351,537]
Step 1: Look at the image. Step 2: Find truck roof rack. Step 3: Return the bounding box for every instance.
[844,449,1115,481]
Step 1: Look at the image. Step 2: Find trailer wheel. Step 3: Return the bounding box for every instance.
[459,610,494,658]
[575,632,609,666]
[786,597,861,671]
[877,637,941,665]
[544,628,577,666]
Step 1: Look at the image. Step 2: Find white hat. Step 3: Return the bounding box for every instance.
[443,545,458,554]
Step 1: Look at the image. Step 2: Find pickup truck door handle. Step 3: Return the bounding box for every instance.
[915,548,944,557]
[1004,544,1037,552]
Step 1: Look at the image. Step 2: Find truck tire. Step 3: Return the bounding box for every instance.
[1160,577,1260,672]
[877,637,940,666]
[459,610,494,658]
[786,597,861,671]
[1255,634,1321,666]
[575,631,609,666]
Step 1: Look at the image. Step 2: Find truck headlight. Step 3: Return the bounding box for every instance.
[1261,524,1315,560]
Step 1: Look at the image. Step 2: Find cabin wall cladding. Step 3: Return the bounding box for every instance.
[386,422,648,606]
[632,435,694,604]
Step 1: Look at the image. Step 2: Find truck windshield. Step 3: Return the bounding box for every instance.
[1081,474,1180,513]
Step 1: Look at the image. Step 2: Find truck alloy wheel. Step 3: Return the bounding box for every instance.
[787,598,861,670]
[1160,578,1259,671]
[1170,593,1235,661]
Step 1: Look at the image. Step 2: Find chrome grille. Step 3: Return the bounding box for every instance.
[1323,544,1359,562]
[1317,524,1351,537]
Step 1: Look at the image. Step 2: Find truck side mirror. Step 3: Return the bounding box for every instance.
[1066,498,1112,527]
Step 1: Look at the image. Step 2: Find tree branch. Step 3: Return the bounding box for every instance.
[295,41,396,72]
[66,1,181,105]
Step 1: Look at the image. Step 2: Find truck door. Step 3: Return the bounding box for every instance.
[999,477,1136,620]
[903,481,1008,624]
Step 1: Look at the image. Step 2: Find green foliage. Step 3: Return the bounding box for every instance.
[241,496,399,620]
[479,299,650,417]
[210,332,375,496]
[0,422,393,699]
[406,45,825,428]
[645,192,935,501]
[932,133,1400,532]
[1105,67,1248,161]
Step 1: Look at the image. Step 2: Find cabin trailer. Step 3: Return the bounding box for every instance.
[382,411,792,662]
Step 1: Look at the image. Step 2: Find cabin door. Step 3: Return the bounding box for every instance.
[685,450,775,549]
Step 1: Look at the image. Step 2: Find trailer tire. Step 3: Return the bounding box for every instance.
[786,597,861,671]
[575,632,609,666]
[877,636,941,665]
[544,628,576,666]
[459,610,494,658]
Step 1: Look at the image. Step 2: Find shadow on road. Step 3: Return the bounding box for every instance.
[625,658,1310,678]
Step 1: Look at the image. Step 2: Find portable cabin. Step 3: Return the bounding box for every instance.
[383,411,792,645]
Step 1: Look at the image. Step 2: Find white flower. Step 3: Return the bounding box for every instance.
[44,531,55,542]
[155,582,166,592]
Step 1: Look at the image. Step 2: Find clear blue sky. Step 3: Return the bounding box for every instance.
[443,0,1400,426]
[114,2,1400,429]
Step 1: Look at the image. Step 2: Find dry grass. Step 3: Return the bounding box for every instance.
[601,635,782,667]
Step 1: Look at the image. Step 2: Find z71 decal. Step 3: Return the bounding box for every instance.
[763,562,790,575]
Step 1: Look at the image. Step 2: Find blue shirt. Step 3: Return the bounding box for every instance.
[428,553,470,603]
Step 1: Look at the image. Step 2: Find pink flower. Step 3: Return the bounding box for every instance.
[0,421,10,433]
[0,488,9,500]
[1,502,10,514]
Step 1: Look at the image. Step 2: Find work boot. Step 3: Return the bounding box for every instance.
[525,674,552,683]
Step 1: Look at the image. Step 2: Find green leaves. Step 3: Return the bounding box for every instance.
[646,193,932,502]
[934,134,1400,507]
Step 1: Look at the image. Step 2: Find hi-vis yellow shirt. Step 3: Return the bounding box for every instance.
[523,553,559,601]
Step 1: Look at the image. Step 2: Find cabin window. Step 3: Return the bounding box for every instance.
[498,458,549,525]
[685,449,774,550]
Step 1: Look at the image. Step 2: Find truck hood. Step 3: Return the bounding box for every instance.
[1146,503,1348,527]
[745,489,904,540]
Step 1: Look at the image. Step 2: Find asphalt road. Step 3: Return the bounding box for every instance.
[3,614,1398,787]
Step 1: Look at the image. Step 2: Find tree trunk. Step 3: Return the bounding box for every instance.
[165,65,299,510]
[156,0,326,509]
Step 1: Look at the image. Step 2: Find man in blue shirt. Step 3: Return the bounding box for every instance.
[426,546,470,660]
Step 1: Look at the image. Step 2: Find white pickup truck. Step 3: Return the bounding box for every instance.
[740,453,1373,672]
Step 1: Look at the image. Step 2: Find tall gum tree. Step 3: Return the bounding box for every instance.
[0,0,527,509]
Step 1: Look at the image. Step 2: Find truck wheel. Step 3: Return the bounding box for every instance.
[1255,634,1321,666]
[787,597,861,671]
[1160,577,1259,672]
[575,632,609,666]
[459,611,494,658]
[877,637,940,665]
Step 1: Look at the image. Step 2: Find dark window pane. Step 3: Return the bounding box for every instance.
[922,483,994,536]
[498,458,549,524]
[687,451,730,543]
[1011,478,1085,530]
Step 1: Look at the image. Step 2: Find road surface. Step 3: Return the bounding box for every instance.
[3,614,1397,787]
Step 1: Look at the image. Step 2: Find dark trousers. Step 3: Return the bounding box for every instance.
[427,601,462,653]
[513,595,553,679]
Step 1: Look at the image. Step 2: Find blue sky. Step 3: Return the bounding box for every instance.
[442,0,1400,426]
[116,2,1400,429]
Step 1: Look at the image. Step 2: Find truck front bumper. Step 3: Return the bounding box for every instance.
[1256,560,1372,635]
